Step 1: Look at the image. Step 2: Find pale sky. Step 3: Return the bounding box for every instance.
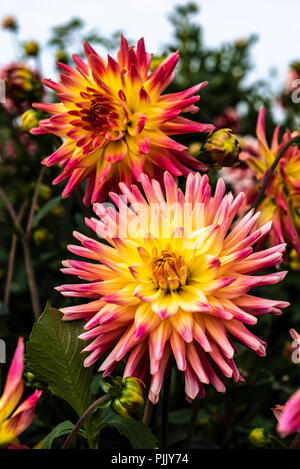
[0,0,299,91]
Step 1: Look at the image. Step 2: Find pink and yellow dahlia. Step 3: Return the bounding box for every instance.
[0,338,42,448]
[57,172,288,403]
[273,329,300,436]
[244,107,300,255]
[277,389,300,436]
[31,36,213,204]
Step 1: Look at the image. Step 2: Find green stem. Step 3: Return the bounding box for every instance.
[251,136,300,211]
[185,398,201,448]
[61,394,110,449]
[142,397,154,426]
[161,371,171,449]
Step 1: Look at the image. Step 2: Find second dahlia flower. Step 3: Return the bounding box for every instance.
[0,338,42,448]
[57,172,288,403]
[273,330,300,436]
[0,63,43,114]
[31,35,213,204]
[244,107,300,256]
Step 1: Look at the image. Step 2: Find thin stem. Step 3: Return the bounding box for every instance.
[0,186,23,234]
[21,234,40,320]
[161,372,171,449]
[251,136,300,211]
[185,398,201,449]
[26,166,46,233]
[61,394,110,449]
[0,183,43,320]
[4,201,27,307]
[143,397,154,426]
[290,431,300,449]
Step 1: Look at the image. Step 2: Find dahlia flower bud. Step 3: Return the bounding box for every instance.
[249,428,270,447]
[24,40,40,57]
[150,54,167,72]
[100,376,144,419]
[2,15,18,31]
[0,63,43,110]
[21,109,40,132]
[55,49,69,64]
[199,129,241,169]
[188,141,202,158]
[33,228,52,246]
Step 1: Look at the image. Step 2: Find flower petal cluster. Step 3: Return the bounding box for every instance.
[57,172,288,403]
[31,36,213,204]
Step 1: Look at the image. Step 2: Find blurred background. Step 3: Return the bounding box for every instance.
[0,0,300,449]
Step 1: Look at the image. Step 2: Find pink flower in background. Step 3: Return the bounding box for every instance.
[0,63,43,114]
[277,389,300,436]
[213,108,242,134]
[0,338,42,448]
[243,107,300,256]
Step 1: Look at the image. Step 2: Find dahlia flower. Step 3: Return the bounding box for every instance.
[213,107,242,134]
[31,36,213,204]
[0,338,42,448]
[0,63,43,114]
[277,389,300,436]
[244,107,300,255]
[273,329,300,436]
[57,172,288,403]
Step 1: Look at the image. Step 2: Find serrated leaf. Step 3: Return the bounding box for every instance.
[42,420,81,449]
[101,409,158,449]
[32,196,62,228]
[26,303,93,417]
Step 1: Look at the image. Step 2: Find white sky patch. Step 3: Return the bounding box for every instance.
[0,0,298,91]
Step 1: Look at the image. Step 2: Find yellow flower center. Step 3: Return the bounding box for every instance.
[151,247,187,291]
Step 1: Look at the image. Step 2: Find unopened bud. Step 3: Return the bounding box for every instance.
[21,109,40,132]
[199,128,242,169]
[55,50,69,64]
[249,428,270,447]
[100,376,144,419]
[2,16,18,31]
[24,40,40,57]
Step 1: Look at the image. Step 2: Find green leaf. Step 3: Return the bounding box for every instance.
[42,420,84,449]
[26,303,93,417]
[32,196,62,228]
[100,409,158,449]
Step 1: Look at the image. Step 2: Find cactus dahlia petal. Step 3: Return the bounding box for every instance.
[0,338,42,448]
[244,107,300,256]
[57,172,288,403]
[31,36,214,204]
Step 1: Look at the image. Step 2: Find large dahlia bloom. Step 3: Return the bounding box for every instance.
[244,107,300,255]
[57,172,288,403]
[0,338,42,448]
[31,36,213,204]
